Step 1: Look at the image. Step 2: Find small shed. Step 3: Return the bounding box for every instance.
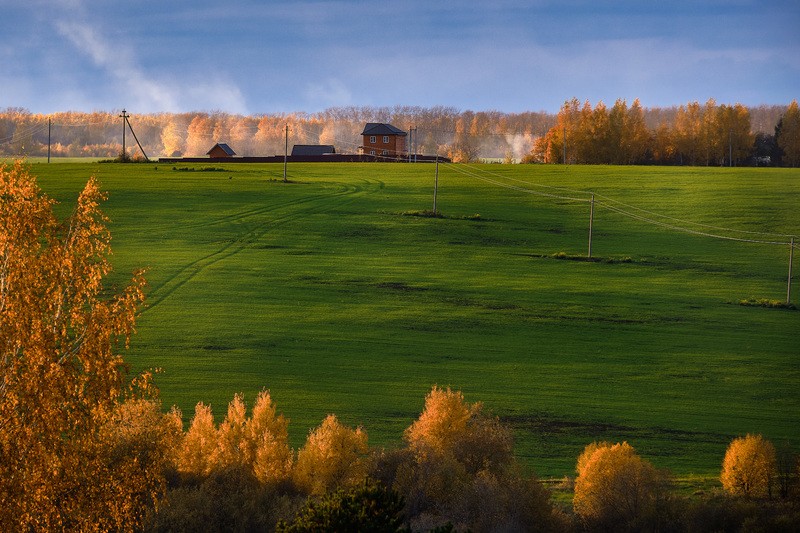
[207,143,236,158]
[291,145,336,156]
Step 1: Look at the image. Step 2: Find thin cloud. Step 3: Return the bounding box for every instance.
[53,17,248,113]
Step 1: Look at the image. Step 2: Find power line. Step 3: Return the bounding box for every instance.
[446,163,798,243]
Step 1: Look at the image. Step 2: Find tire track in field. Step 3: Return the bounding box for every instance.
[142,180,378,313]
[178,181,356,231]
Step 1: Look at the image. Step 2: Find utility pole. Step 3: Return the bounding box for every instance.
[120,110,149,161]
[433,156,439,214]
[788,237,795,305]
[47,117,51,163]
[283,123,288,182]
[588,194,595,259]
[119,109,128,160]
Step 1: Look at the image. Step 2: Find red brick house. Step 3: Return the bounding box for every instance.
[207,143,236,158]
[360,123,407,158]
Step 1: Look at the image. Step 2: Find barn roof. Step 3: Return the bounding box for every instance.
[291,145,336,156]
[207,143,236,156]
[361,123,407,136]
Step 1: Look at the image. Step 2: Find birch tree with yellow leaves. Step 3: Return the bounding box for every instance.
[0,161,158,531]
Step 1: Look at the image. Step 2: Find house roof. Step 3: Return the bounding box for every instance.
[361,123,407,136]
[291,145,336,156]
[207,143,236,156]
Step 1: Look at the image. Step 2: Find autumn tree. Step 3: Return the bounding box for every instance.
[160,115,186,157]
[246,390,293,485]
[393,386,561,532]
[721,434,777,498]
[185,114,213,156]
[573,441,669,531]
[674,101,703,165]
[0,161,150,530]
[293,414,369,496]
[776,100,800,167]
[177,402,218,477]
[214,393,249,468]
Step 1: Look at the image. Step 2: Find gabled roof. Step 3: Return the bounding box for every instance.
[207,143,236,156]
[291,145,336,156]
[361,123,407,136]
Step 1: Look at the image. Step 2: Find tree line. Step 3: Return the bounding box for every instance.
[528,98,800,167]
[2,162,800,532]
[0,101,798,165]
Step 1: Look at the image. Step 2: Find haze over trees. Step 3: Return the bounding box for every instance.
[0,102,796,164]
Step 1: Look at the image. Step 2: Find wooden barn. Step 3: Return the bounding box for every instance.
[207,143,236,158]
[360,123,407,158]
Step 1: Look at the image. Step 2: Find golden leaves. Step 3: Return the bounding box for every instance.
[0,161,148,531]
[721,433,777,498]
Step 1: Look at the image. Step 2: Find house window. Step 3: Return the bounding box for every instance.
[369,150,375,155]
[383,136,390,143]
[382,150,388,156]
[370,136,376,143]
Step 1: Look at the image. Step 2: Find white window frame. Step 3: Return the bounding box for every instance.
[383,135,390,143]
[382,150,388,156]
[370,136,376,143]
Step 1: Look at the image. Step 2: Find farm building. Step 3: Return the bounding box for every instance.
[360,123,407,158]
[207,143,236,158]
[291,145,336,156]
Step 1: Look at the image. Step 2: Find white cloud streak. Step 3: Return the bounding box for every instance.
[53,17,248,113]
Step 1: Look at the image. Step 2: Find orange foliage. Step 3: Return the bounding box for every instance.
[0,161,149,530]
[573,441,667,530]
[293,414,369,495]
[721,433,777,498]
[778,100,800,167]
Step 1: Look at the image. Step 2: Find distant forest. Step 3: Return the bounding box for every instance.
[0,101,796,165]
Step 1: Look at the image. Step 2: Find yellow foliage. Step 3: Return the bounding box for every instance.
[214,393,248,468]
[778,100,800,167]
[0,161,148,530]
[721,433,777,498]
[246,390,293,484]
[573,441,665,529]
[178,402,218,477]
[405,386,474,457]
[175,391,294,486]
[293,414,369,495]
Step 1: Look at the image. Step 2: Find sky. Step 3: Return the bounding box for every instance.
[1,0,798,115]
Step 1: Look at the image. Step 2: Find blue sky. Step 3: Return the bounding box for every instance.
[2,0,798,114]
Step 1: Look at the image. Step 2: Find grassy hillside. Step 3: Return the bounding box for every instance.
[29,160,799,478]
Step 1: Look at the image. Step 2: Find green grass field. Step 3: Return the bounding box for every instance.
[25,160,799,480]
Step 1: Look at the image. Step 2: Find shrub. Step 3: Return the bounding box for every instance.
[276,478,407,532]
[721,434,777,498]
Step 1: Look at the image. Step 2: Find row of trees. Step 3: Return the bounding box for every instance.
[1,102,797,164]
[2,162,799,531]
[0,106,552,162]
[528,99,800,166]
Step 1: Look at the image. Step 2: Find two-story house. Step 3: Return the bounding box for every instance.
[360,123,407,159]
